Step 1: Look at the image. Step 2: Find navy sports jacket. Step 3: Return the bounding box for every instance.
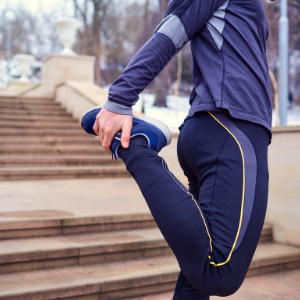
[103,0,272,136]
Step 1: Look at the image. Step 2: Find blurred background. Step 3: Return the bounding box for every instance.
[0,0,300,95]
[0,0,299,126]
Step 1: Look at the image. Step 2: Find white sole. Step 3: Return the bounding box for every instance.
[134,116,172,146]
[84,106,102,115]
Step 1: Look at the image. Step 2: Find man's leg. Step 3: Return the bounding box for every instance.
[173,271,209,300]
[172,137,209,300]
[117,111,269,297]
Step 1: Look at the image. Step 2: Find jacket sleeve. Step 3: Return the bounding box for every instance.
[104,0,226,115]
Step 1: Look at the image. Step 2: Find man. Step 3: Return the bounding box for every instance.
[82,0,274,298]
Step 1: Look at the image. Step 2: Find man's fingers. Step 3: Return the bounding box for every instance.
[93,108,133,151]
[102,136,113,152]
[121,121,132,148]
[102,126,115,152]
[93,119,100,136]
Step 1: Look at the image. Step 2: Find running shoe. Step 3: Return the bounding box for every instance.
[81,107,172,159]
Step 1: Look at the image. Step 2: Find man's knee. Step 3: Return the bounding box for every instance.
[189,270,244,297]
[207,275,243,297]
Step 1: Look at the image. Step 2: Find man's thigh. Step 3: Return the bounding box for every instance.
[176,111,269,295]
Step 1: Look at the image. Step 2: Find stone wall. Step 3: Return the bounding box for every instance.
[266,126,300,247]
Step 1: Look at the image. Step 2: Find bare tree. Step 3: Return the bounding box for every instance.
[0,7,60,60]
[264,0,300,102]
[174,51,182,97]
[73,0,110,85]
[269,69,279,125]
[153,0,171,107]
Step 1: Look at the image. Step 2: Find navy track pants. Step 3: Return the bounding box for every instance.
[123,111,269,299]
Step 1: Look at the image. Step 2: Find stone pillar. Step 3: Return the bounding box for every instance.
[23,54,95,98]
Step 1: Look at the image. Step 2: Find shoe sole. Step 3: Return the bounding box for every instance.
[134,116,172,146]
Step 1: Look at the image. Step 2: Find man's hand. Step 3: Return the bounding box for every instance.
[93,108,133,152]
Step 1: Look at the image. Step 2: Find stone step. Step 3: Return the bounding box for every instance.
[0,165,130,180]
[0,204,271,241]
[0,97,53,103]
[0,228,171,274]
[0,145,105,155]
[0,243,300,300]
[0,255,177,300]
[0,103,63,112]
[0,213,156,240]
[0,136,99,145]
[0,155,117,167]
[0,121,80,129]
[0,99,62,107]
[128,269,300,300]
[0,128,87,137]
[259,224,272,243]
[0,114,78,123]
[0,108,72,116]
[0,225,271,274]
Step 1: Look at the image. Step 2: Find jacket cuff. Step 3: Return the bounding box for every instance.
[103,100,133,115]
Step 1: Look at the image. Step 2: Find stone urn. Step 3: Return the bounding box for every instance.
[13,54,35,83]
[54,18,82,55]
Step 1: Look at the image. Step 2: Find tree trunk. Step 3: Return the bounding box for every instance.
[154,67,170,107]
[269,69,279,126]
[174,51,182,97]
[153,0,171,107]
[95,44,102,86]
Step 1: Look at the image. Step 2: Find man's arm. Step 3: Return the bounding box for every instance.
[94,33,177,151]
[94,0,226,151]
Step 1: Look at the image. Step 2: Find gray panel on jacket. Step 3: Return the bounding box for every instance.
[155,14,188,50]
[207,0,230,50]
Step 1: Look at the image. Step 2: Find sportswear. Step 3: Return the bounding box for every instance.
[122,111,269,298]
[104,0,272,138]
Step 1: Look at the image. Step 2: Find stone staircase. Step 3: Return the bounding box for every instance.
[0,96,129,180]
[0,214,300,300]
[1,96,300,299]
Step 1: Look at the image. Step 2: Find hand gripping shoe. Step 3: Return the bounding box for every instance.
[81,107,172,159]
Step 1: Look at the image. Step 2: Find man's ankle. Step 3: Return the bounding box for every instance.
[118,135,149,164]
